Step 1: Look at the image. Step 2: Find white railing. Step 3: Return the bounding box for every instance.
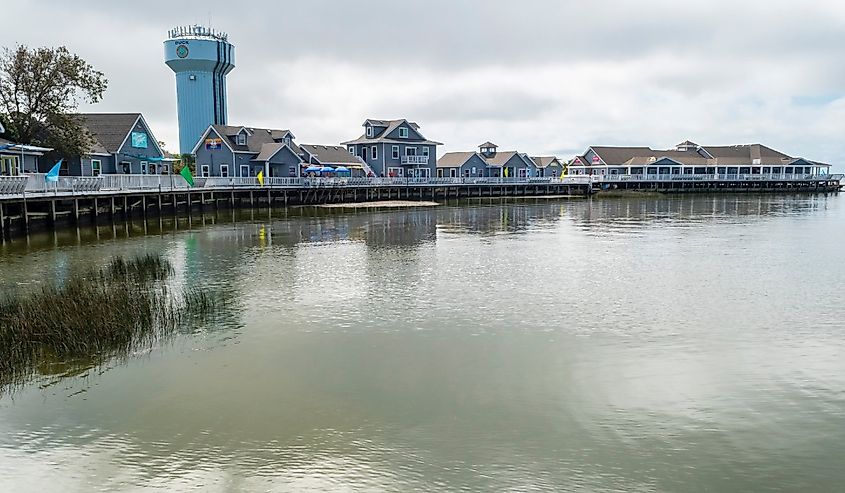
[0,173,839,199]
[21,174,103,194]
[401,155,430,165]
[0,176,28,195]
[589,173,839,183]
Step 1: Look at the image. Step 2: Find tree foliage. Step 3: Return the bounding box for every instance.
[0,45,108,157]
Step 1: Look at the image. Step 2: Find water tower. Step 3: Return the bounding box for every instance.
[164,25,235,154]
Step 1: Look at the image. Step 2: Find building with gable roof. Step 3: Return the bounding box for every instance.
[568,140,831,177]
[193,124,301,178]
[437,142,538,178]
[66,113,166,175]
[341,119,442,178]
[530,156,564,177]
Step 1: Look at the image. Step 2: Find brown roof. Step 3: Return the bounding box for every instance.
[211,125,299,154]
[342,118,441,146]
[478,141,498,148]
[300,144,366,166]
[530,156,561,168]
[437,152,478,168]
[74,113,144,154]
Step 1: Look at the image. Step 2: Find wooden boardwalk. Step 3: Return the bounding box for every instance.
[0,173,840,238]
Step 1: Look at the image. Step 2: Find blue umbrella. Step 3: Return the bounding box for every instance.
[319,166,335,174]
[305,165,321,173]
[334,166,350,174]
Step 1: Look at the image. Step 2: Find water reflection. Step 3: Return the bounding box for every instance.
[0,194,844,492]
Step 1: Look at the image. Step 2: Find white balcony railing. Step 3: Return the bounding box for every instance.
[401,155,430,165]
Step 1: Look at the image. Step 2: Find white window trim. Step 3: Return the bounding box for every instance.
[405,146,417,156]
[237,133,246,146]
[371,146,378,160]
[220,164,229,177]
[120,161,131,174]
[399,127,409,138]
[366,126,374,138]
[91,159,101,176]
[422,147,429,156]
[200,165,210,177]
[392,145,400,159]
[240,165,250,177]
[348,146,356,156]
[449,168,457,178]
[140,161,148,175]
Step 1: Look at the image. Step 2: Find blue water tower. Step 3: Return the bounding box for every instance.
[164,25,235,155]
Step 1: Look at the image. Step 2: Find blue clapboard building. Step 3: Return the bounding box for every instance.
[164,25,235,155]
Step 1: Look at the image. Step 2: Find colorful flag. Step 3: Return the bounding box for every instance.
[45,159,62,182]
[179,165,194,186]
[503,167,509,177]
[257,170,265,186]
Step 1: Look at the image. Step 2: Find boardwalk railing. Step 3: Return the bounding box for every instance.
[589,173,843,183]
[0,173,840,198]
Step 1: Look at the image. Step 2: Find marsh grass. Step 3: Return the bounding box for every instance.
[0,254,217,393]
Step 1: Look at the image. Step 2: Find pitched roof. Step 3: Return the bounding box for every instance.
[211,125,300,154]
[254,143,286,162]
[300,144,365,166]
[479,141,498,148]
[437,152,479,168]
[573,142,831,168]
[483,151,532,167]
[530,156,561,168]
[74,113,143,154]
[343,118,441,145]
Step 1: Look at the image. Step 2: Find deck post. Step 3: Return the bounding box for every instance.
[0,202,5,240]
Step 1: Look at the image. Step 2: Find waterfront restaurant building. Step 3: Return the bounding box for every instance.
[342,119,442,178]
[568,141,831,177]
[437,142,538,178]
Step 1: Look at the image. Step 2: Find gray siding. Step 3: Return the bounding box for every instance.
[112,118,165,174]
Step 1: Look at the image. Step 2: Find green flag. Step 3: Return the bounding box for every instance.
[180,165,195,187]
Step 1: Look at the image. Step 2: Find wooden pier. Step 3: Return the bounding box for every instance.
[0,177,591,238]
[0,173,840,239]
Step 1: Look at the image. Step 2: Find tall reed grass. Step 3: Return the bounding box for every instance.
[0,254,216,392]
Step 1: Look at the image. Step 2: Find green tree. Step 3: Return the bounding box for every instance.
[173,153,195,174]
[0,45,108,157]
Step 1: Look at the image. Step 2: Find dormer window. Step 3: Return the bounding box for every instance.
[366,126,374,138]
[399,127,409,138]
[237,133,246,146]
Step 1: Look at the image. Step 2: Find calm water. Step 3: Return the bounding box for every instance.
[1,195,844,492]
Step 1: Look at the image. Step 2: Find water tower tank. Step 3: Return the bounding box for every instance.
[164,25,235,155]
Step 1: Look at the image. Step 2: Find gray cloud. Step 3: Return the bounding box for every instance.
[5,0,845,166]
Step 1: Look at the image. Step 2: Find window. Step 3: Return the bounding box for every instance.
[120,161,131,174]
[201,165,210,177]
[91,159,101,176]
[161,165,170,174]
[422,147,429,157]
[449,169,457,178]
[371,146,378,160]
[392,145,400,159]
[437,169,444,178]
[240,165,250,177]
[366,126,373,138]
[140,161,148,174]
[464,169,470,177]
[399,127,409,138]
[220,165,229,177]
[237,133,246,146]
[289,166,297,177]
[405,147,417,156]
[471,166,476,174]
[348,146,356,156]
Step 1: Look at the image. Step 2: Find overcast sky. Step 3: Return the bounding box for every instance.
[6,0,845,165]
